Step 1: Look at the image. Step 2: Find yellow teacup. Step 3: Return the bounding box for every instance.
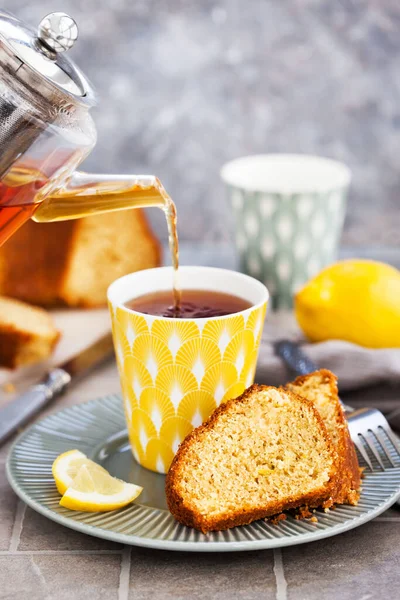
[108,267,269,474]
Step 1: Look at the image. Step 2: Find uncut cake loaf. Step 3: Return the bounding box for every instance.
[0,209,161,308]
[286,369,360,506]
[166,385,338,533]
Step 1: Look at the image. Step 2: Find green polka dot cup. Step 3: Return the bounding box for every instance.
[221,154,351,310]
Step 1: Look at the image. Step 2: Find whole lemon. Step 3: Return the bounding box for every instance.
[295,260,400,348]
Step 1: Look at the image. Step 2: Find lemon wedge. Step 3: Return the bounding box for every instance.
[59,464,143,512]
[52,450,108,495]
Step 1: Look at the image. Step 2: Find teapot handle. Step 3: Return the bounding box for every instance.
[32,171,166,223]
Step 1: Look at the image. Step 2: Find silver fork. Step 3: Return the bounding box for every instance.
[274,340,400,474]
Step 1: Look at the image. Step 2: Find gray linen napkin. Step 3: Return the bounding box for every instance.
[256,311,400,392]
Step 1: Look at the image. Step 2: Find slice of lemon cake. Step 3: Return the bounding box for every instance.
[286,369,360,505]
[0,296,60,369]
[165,385,337,533]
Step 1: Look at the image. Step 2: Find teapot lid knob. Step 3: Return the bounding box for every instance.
[0,9,95,104]
[37,12,78,54]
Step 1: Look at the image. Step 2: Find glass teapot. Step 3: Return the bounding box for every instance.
[0,10,171,246]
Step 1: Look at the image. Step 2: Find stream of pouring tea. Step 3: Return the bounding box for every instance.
[155,180,181,313]
[0,168,181,311]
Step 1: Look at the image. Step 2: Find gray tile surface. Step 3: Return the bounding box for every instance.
[0,437,15,463]
[18,508,122,552]
[0,463,17,551]
[283,521,400,600]
[128,548,276,600]
[375,506,400,521]
[0,555,121,600]
[2,0,400,248]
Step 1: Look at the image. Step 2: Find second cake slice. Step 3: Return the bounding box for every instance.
[286,369,360,506]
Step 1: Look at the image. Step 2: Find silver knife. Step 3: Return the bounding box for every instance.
[0,332,115,445]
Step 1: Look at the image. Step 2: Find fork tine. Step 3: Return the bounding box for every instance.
[354,436,373,471]
[364,434,386,470]
[373,430,396,467]
[380,426,400,456]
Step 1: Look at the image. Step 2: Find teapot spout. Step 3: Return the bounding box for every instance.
[32,171,168,222]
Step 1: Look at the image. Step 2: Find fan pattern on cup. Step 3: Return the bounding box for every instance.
[110,302,267,473]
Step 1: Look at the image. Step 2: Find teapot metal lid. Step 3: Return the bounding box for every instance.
[0,10,96,106]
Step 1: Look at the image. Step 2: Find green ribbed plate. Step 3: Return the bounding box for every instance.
[6,394,400,552]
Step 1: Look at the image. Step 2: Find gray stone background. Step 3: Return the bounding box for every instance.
[6,0,400,247]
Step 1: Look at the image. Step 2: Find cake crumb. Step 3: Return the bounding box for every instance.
[310,516,318,523]
[266,513,287,525]
[295,507,313,520]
